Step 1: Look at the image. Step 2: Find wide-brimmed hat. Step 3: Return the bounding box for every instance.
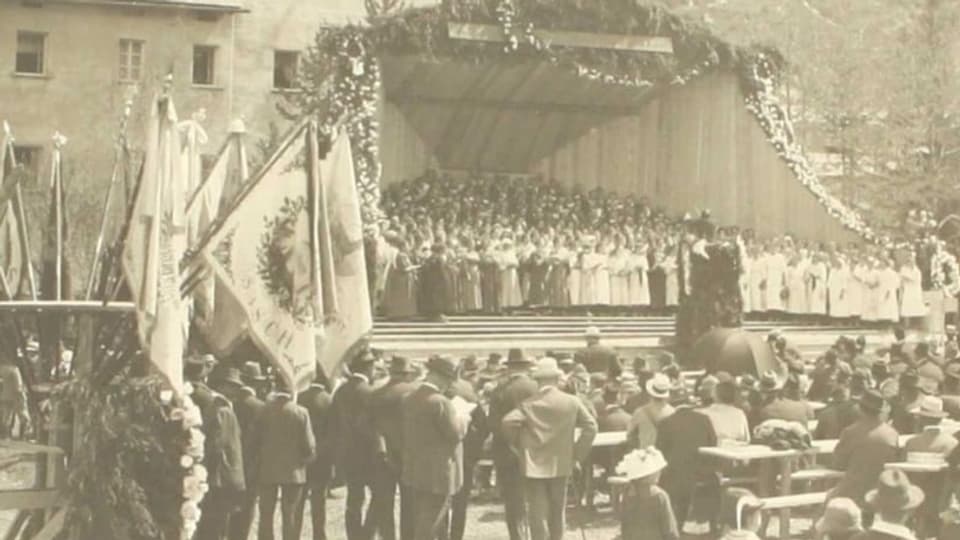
[388,356,417,375]
[506,348,531,367]
[759,370,782,393]
[859,389,888,415]
[210,364,244,386]
[865,469,925,513]
[615,448,667,481]
[184,355,213,379]
[815,497,862,535]
[646,374,673,399]
[910,395,947,419]
[426,355,459,380]
[241,361,267,382]
[531,357,564,380]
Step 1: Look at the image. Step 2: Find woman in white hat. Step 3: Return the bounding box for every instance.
[815,497,863,540]
[616,448,679,540]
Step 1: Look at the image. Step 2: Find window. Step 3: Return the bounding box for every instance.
[192,45,216,85]
[15,32,45,75]
[273,50,300,90]
[12,146,40,185]
[118,39,144,82]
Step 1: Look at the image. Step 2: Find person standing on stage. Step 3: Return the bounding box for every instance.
[502,357,598,540]
[488,348,538,540]
[574,326,618,376]
[370,356,420,540]
[297,374,334,540]
[401,355,470,540]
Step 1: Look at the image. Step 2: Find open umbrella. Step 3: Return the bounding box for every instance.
[692,327,785,378]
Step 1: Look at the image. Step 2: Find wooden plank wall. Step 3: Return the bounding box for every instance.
[531,74,857,243]
[379,101,438,187]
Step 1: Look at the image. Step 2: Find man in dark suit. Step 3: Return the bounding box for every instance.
[488,348,537,540]
[331,352,380,540]
[656,392,718,526]
[298,374,334,540]
[253,378,316,540]
[573,327,618,376]
[186,356,246,540]
[209,363,266,540]
[401,355,469,540]
[369,356,420,540]
[757,372,815,424]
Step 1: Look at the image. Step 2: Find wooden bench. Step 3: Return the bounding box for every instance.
[789,468,843,483]
[759,491,828,510]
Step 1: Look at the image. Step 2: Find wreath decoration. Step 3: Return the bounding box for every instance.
[257,195,313,325]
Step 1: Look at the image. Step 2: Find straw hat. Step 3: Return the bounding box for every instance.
[531,357,564,380]
[865,469,925,513]
[815,497,862,535]
[584,326,602,338]
[615,448,667,481]
[910,395,948,419]
[646,373,673,399]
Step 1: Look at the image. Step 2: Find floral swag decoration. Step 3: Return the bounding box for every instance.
[288,0,874,239]
[931,243,960,297]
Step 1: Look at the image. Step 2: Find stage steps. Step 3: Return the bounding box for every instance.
[370,316,887,360]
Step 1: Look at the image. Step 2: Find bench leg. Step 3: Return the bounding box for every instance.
[778,458,794,539]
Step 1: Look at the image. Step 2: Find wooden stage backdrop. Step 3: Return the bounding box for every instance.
[379,71,856,244]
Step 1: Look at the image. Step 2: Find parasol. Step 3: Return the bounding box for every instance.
[692,327,786,378]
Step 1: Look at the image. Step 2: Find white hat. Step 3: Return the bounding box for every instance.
[646,373,672,399]
[910,395,948,419]
[584,326,601,338]
[531,357,564,380]
[615,448,667,481]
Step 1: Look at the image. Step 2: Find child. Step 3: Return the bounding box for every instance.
[718,487,766,540]
[616,448,679,540]
[815,498,863,540]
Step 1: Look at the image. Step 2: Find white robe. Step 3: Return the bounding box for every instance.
[568,251,582,305]
[609,252,630,306]
[876,268,901,322]
[764,253,788,311]
[847,264,867,318]
[828,264,850,318]
[861,268,880,321]
[806,262,828,315]
[749,255,766,313]
[628,252,650,306]
[663,257,679,307]
[899,265,927,318]
[786,261,809,314]
[740,257,752,313]
[594,252,611,305]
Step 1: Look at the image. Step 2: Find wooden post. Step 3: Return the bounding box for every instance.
[67,312,95,540]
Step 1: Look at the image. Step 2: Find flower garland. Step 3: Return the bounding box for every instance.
[930,243,960,296]
[742,54,875,241]
[166,384,207,539]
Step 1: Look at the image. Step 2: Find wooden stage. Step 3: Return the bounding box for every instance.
[369,315,886,360]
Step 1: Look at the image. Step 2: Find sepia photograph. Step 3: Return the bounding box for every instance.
[1,0,959,539]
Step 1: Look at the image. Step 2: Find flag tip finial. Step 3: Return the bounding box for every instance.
[52,131,68,149]
[229,118,247,134]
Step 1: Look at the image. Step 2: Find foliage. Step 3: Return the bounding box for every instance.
[56,356,187,539]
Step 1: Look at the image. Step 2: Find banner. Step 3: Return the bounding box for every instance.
[122,96,188,392]
[0,126,30,299]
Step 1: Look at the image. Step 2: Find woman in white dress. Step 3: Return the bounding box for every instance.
[827,254,850,320]
[749,244,767,314]
[860,258,880,323]
[663,243,679,307]
[609,242,630,306]
[899,251,927,324]
[764,241,788,313]
[806,253,829,318]
[847,257,867,320]
[594,240,612,306]
[568,239,582,306]
[740,248,752,314]
[580,239,600,306]
[785,251,809,316]
[498,239,523,308]
[876,257,901,324]
[628,241,651,307]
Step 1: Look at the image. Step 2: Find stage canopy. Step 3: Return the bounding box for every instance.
[287,0,875,243]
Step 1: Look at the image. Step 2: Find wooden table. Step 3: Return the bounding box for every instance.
[584,431,628,507]
[884,461,949,473]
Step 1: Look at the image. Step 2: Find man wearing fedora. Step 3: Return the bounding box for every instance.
[401,355,469,540]
[241,361,271,400]
[297,374,334,540]
[488,348,538,540]
[903,395,957,539]
[185,356,246,540]
[331,351,381,540]
[502,357,597,540]
[849,470,924,540]
[209,363,266,540]
[627,373,676,450]
[574,326,618,376]
[252,378,316,540]
[831,389,900,522]
[370,356,420,540]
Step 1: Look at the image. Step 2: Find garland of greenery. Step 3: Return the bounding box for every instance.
[284,0,871,239]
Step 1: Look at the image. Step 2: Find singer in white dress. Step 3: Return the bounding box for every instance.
[827,256,850,318]
[628,243,650,306]
[568,246,582,306]
[764,245,788,312]
[876,258,901,323]
[899,254,927,319]
[847,260,868,319]
[785,253,809,315]
[609,245,630,306]
[749,247,767,313]
[806,254,829,316]
[594,243,612,306]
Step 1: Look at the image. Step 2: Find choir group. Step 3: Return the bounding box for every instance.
[374,172,928,324]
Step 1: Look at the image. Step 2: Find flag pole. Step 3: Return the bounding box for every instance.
[52,132,66,301]
[85,99,133,300]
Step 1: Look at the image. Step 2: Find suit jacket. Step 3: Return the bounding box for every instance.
[656,407,716,492]
[598,404,631,433]
[298,384,334,484]
[813,400,860,440]
[574,344,618,375]
[501,385,598,479]
[369,378,419,468]
[252,394,316,485]
[330,374,379,480]
[192,383,245,493]
[760,398,815,424]
[220,385,265,485]
[401,384,468,496]
[489,372,539,462]
[832,417,899,505]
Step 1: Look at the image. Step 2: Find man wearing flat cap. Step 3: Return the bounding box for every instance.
[331,350,381,540]
[401,355,469,540]
[370,356,420,540]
